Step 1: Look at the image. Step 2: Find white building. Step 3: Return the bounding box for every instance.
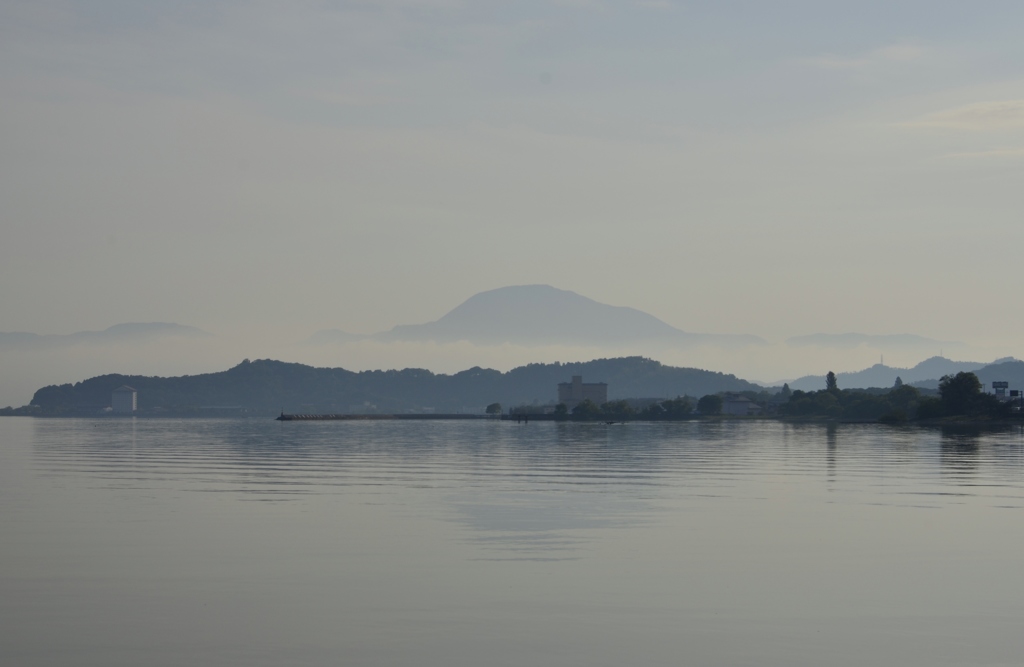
[111,386,137,414]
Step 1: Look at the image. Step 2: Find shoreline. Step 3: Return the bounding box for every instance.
[5,413,1020,428]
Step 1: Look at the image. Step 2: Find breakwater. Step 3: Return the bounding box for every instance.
[275,413,497,421]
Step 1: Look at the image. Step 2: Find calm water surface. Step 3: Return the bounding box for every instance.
[3,418,1024,666]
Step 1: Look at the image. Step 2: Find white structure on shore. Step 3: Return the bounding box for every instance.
[111,386,137,414]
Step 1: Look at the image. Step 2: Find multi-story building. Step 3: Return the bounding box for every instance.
[557,375,608,410]
[111,385,137,414]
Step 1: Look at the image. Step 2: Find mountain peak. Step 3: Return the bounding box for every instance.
[0,322,210,348]
[786,333,962,349]
[364,285,763,348]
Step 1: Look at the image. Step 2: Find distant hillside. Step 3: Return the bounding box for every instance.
[787,356,989,391]
[306,329,369,344]
[911,359,1024,391]
[0,323,210,348]
[30,357,762,414]
[308,285,764,348]
[786,333,962,349]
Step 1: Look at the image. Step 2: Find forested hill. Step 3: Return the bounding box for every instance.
[30,357,761,414]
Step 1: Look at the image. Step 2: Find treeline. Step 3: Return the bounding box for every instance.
[29,357,761,415]
[0,405,42,416]
[557,396,698,420]
[511,393,764,421]
[780,372,1014,422]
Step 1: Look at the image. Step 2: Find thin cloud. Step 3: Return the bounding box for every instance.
[301,88,403,108]
[942,147,1024,159]
[908,100,1024,130]
[635,0,674,9]
[806,43,925,70]
[872,45,925,62]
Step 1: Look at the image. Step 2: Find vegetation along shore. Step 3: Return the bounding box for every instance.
[4,357,1023,425]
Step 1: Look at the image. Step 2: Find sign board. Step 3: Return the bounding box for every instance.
[992,382,1009,389]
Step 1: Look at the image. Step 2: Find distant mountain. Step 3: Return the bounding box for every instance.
[0,323,210,348]
[912,359,1024,391]
[305,329,369,344]
[786,356,990,392]
[30,356,762,414]
[309,285,764,348]
[786,333,962,349]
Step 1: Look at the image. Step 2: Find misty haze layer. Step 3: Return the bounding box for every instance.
[1,284,1002,408]
[3,1,1024,370]
[312,285,764,347]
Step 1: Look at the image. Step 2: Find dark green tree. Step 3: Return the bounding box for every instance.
[485,402,502,414]
[571,399,601,419]
[661,396,693,417]
[893,376,903,388]
[825,371,838,392]
[645,402,666,417]
[878,384,920,422]
[697,394,723,415]
[916,396,943,419]
[553,403,568,420]
[601,400,634,418]
[780,383,792,399]
[937,372,1003,417]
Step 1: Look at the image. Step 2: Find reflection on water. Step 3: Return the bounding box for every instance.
[20,419,1024,553]
[826,422,838,482]
[941,426,981,478]
[4,418,1024,667]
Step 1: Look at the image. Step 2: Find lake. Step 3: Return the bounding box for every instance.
[2,418,1024,666]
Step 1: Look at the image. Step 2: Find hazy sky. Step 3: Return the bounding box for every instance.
[3,0,1024,398]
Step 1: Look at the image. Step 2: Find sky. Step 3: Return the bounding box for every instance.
[3,0,1024,403]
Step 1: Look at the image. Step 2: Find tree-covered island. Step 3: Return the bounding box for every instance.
[5,358,1020,425]
[508,371,1019,424]
[771,371,1012,423]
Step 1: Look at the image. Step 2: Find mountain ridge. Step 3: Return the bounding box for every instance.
[310,285,765,348]
[786,333,963,349]
[0,323,211,348]
[783,356,1011,392]
[30,356,763,414]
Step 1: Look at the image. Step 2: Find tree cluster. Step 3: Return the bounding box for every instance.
[696,394,723,415]
[780,384,924,421]
[552,397,696,420]
[916,372,1009,420]
[644,397,695,418]
[779,371,1013,422]
[30,357,762,415]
